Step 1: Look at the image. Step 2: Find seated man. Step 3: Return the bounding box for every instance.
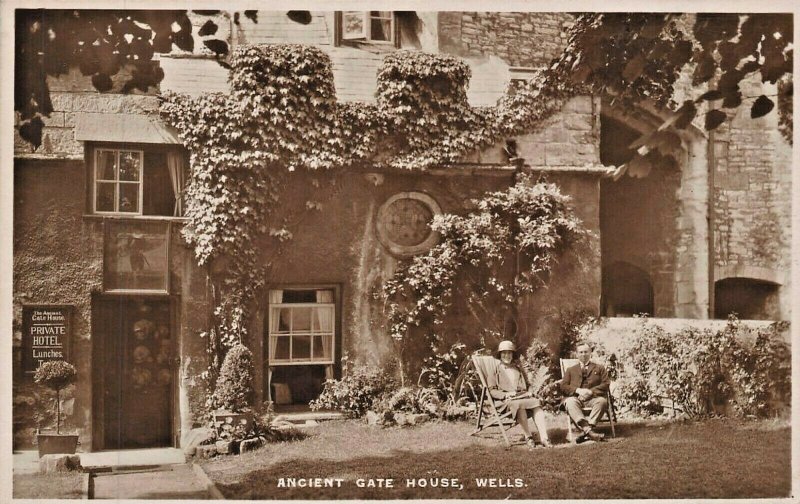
[560,342,609,442]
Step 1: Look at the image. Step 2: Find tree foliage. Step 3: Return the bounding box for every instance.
[14,9,309,147]
[549,13,793,179]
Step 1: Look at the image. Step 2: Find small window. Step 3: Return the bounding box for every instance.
[104,220,170,293]
[339,11,395,44]
[268,289,335,365]
[95,149,143,214]
[92,147,187,217]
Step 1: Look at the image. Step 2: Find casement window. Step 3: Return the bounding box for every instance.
[268,289,335,366]
[92,146,187,217]
[337,11,396,45]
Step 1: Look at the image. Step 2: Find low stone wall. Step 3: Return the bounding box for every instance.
[585,317,789,357]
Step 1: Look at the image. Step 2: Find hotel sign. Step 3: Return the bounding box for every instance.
[22,305,73,374]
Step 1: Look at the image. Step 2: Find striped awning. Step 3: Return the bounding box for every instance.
[74,113,181,144]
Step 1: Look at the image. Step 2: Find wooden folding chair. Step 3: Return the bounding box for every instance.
[560,358,617,442]
[469,355,517,447]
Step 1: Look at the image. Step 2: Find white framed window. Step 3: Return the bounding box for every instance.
[340,11,395,43]
[91,146,187,217]
[268,290,335,366]
[94,148,144,214]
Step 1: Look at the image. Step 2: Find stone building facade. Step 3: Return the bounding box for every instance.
[12,11,791,451]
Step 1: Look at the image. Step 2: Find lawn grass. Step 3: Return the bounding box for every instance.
[201,415,791,499]
[13,472,85,499]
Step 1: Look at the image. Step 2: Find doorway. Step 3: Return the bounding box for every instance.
[92,296,175,450]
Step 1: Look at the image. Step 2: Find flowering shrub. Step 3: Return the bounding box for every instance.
[212,343,254,413]
[613,318,790,418]
[309,362,396,417]
[34,360,77,434]
[383,175,587,346]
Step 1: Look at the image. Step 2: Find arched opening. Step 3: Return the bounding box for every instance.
[599,110,682,317]
[602,261,654,317]
[714,278,780,320]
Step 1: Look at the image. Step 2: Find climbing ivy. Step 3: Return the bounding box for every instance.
[160,43,582,397]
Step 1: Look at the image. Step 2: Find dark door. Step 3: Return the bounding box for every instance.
[93,297,174,450]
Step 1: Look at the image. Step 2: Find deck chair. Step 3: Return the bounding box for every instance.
[559,358,616,442]
[469,355,517,447]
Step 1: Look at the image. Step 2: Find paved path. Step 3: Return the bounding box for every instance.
[92,464,212,500]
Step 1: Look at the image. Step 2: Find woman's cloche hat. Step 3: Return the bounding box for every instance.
[496,340,517,358]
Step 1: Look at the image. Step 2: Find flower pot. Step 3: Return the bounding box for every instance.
[37,433,79,457]
[212,410,255,441]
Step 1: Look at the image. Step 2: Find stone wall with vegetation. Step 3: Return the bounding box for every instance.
[438,12,572,67]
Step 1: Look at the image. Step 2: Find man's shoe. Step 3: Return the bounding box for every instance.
[526,436,538,450]
[585,430,605,442]
[575,433,588,444]
[540,438,553,448]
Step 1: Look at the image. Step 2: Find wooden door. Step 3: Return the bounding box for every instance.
[93,297,174,450]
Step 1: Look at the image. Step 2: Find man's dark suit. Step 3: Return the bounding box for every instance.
[560,361,610,432]
[560,361,610,400]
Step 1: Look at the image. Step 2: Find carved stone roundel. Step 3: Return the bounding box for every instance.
[377,192,441,257]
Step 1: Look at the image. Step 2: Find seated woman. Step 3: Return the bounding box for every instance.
[490,340,552,448]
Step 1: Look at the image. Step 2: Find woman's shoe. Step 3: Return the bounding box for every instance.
[526,436,537,450]
[540,439,552,448]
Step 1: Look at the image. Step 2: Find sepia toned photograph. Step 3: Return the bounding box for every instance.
[5,4,794,500]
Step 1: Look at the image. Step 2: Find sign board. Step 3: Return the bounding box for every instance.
[22,305,73,374]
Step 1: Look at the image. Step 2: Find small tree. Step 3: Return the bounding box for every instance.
[212,343,254,413]
[34,360,77,434]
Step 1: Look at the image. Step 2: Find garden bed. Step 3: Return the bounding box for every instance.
[200,416,790,499]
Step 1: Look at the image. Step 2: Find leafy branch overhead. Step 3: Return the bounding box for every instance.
[14,9,306,147]
[553,14,792,135]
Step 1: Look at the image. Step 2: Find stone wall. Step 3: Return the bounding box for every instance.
[13,159,103,449]
[245,167,602,381]
[12,156,211,449]
[14,67,161,160]
[438,12,572,67]
[586,317,790,358]
[711,77,792,319]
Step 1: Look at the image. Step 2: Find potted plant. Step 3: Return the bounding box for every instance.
[34,360,78,457]
[211,344,255,442]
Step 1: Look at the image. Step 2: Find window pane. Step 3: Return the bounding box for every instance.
[370,18,391,41]
[312,335,333,360]
[119,183,140,213]
[278,308,291,332]
[343,11,365,38]
[97,151,117,180]
[119,151,141,181]
[274,336,289,360]
[293,336,311,360]
[293,307,312,332]
[96,183,116,212]
[313,306,333,332]
[104,220,169,291]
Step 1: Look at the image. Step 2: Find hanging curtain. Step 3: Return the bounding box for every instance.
[315,289,333,303]
[268,290,283,360]
[166,151,185,217]
[315,290,334,360]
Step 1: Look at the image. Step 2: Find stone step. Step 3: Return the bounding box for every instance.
[271,411,345,424]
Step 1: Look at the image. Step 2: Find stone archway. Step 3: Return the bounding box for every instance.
[599,101,710,318]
